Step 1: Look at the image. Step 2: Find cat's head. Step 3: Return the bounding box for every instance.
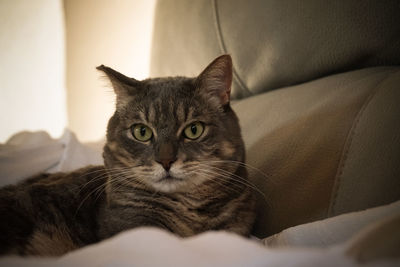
[98,55,245,193]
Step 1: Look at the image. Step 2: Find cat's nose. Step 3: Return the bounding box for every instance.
[156,142,177,171]
[157,158,176,171]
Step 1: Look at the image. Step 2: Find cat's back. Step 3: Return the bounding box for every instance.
[0,165,107,214]
[0,165,107,256]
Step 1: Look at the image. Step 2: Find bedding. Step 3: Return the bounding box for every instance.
[0,215,399,267]
[0,130,399,266]
[0,130,103,187]
[0,228,360,267]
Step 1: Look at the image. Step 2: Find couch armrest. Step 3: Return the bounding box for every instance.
[233,67,400,237]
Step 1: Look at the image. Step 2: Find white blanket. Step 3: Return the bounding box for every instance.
[1,223,399,267]
[0,130,103,187]
[0,228,355,267]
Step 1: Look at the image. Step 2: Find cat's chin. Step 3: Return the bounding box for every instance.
[149,171,198,193]
[151,177,186,193]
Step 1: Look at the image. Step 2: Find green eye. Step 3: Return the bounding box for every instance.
[183,122,204,140]
[131,124,153,142]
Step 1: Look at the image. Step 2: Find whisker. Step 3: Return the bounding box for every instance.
[77,167,133,193]
[190,170,245,196]
[196,159,276,198]
[194,166,268,202]
[201,160,271,181]
[75,167,137,216]
[196,163,259,189]
[74,179,109,217]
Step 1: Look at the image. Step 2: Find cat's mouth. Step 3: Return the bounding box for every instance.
[151,168,188,192]
[157,174,183,183]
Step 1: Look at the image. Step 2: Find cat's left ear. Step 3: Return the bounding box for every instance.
[196,54,233,106]
[96,65,140,103]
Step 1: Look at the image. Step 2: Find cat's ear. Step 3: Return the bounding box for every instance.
[196,54,233,106]
[96,65,140,103]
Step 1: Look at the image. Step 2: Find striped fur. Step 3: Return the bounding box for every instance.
[0,55,256,256]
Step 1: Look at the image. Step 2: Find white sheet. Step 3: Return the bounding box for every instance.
[1,225,399,267]
[0,228,361,267]
[264,200,400,248]
[0,130,103,187]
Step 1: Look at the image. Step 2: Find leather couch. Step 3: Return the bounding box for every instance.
[149,0,400,239]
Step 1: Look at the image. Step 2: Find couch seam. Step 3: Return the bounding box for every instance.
[327,69,399,216]
[212,0,251,97]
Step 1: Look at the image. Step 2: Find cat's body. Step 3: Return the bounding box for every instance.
[0,166,106,255]
[0,55,256,256]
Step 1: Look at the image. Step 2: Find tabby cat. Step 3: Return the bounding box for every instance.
[0,55,256,256]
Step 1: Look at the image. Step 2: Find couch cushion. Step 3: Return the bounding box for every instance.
[150,0,400,100]
[232,67,400,237]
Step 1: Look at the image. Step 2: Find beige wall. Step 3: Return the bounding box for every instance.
[0,0,66,142]
[65,0,156,142]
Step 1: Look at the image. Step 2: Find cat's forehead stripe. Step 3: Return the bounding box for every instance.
[148,103,156,123]
[138,110,147,123]
[187,107,195,121]
[134,94,202,131]
[175,102,185,123]
[155,99,162,121]
[168,97,174,115]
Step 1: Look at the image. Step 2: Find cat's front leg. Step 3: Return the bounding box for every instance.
[97,205,172,240]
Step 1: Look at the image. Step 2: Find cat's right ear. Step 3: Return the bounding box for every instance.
[96,65,140,104]
[196,55,233,107]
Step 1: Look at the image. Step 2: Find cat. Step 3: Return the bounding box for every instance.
[0,55,256,257]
